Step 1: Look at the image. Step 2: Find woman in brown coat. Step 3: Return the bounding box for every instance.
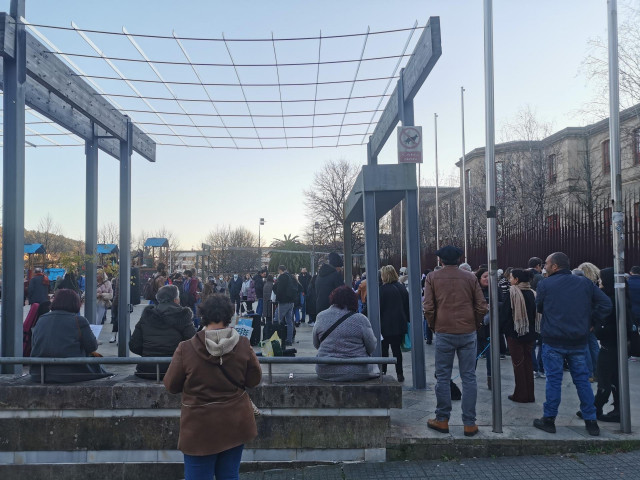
[164,293,262,480]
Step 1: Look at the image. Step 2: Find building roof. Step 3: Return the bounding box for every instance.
[144,237,169,248]
[24,243,45,254]
[97,244,119,254]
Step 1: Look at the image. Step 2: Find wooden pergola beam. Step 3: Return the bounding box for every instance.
[0,13,155,162]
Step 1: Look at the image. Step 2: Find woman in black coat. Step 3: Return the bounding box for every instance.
[499,269,537,403]
[379,265,410,382]
[30,289,110,383]
[130,284,196,379]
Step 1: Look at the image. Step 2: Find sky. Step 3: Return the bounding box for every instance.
[0,0,621,249]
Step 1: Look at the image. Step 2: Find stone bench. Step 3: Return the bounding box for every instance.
[0,373,402,479]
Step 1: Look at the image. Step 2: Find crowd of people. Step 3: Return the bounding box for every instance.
[20,248,640,478]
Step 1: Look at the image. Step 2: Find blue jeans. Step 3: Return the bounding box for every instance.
[184,444,243,480]
[434,332,478,426]
[532,336,544,373]
[422,318,433,342]
[256,298,264,316]
[542,344,596,420]
[300,293,306,322]
[585,332,600,377]
[276,302,294,343]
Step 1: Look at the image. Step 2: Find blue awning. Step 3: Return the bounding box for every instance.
[97,244,119,254]
[24,243,46,254]
[144,237,169,248]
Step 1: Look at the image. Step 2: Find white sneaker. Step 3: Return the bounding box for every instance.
[109,333,117,343]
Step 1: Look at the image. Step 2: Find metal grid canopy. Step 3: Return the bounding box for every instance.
[0,1,156,369]
[343,17,441,390]
[6,17,426,151]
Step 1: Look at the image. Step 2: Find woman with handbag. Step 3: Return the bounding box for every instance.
[379,265,410,382]
[96,270,113,326]
[164,293,262,480]
[312,285,378,381]
[30,289,110,383]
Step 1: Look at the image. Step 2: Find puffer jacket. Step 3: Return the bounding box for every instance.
[129,302,196,378]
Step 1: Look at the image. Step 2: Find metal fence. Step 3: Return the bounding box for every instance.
[0,356,396,384]
[420,192,640,270]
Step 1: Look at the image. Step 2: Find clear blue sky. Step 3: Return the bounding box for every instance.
[0,0,614,248]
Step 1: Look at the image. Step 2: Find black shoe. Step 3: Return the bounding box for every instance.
[585,420,600,436]
[426,339,432,345]
[576,410,583,419]
[397,374,405,383]
[600,410,620,423]
[533,416,556,433]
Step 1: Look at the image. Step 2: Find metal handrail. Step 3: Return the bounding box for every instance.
[0,356,397,384]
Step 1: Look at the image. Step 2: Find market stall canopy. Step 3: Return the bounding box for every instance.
[97,244,119,255]
[24,243,45,254]
[144,238,169,248]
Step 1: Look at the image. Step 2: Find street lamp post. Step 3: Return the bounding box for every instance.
[259,218,265,270]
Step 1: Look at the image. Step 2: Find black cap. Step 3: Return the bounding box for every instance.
[435,245,463,263]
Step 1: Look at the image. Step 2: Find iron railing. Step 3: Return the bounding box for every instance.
[0,356,397,384]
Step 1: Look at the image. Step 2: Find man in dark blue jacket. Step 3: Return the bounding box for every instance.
[533,252,612,437]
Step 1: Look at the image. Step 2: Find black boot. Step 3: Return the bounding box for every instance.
[533,416,556,433]
[585,420,600,436]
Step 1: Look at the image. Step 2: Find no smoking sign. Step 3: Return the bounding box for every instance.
[397,126,423,163]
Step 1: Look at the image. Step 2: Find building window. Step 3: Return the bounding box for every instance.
[547,154,557,184]
[602,139,610,173]
[547,214,559,232]
[634,129,640,166]
[604,207,612,230]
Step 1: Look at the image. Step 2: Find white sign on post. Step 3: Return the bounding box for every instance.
[397,126,423,163]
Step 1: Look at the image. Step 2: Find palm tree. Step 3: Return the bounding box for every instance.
[268,234,310,274]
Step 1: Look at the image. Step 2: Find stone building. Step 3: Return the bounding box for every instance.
[389,104,640,267]
[456,103,640,243]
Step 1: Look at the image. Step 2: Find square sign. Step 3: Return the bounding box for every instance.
[397,126,423,163]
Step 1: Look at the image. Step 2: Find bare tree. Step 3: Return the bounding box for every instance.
[204,225,259,274]
[303,158,362,253]
[98,222,119,245]
[27,214,64,268]
[580,1,640,119]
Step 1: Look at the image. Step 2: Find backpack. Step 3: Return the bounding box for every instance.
[183,278,196,307]
[143,277,156,301]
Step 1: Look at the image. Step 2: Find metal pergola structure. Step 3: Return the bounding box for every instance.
[343,17,441,390]
[0,1,156,370]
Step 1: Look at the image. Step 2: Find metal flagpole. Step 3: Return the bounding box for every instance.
[484,0,502,433]
[461,87,468,263]
[434,113,440,252]
[607,0,631,434]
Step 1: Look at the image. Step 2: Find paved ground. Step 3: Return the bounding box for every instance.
[239,450,640,479]
[88,303,640,437]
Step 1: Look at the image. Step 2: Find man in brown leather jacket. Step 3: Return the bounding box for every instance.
[423,245,488,437]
